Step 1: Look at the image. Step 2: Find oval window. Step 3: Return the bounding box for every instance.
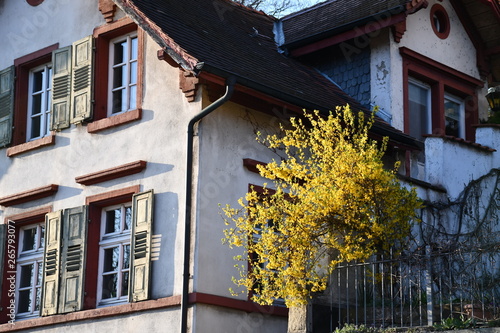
[26,0,44,6]
[430,4,450,39]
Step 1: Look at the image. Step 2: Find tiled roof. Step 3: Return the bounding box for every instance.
[281,0,410,47]
[114,0,420,149]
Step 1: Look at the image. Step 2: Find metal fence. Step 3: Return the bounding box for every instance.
[329,247,500,328]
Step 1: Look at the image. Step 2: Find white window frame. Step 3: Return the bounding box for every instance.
[444,93,465,138]
[108,33,138,116]
[97,203,132,306]
[27,63,52,141]
[408,78,432,139]
[16,223,45,319]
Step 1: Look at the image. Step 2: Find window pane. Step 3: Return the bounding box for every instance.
[130,37,138,61]
[114,40,127,65]
[129,85,137,110]
[130,61,137,85]
[112,89,124,114]
[103,247,119,272]
[18,290,31,313]
[105,209,121,234]
[445,98,461,137]
[124,207,132,231]
[22,228,37,252]
[113,66,125,89]
[122,272,129,297]
[123,244,130,269]
[32,94,42,116]
[409,82,429,140]
[20,264,34,288]
[35,287,42,311]
[32,70,43,93]
[30,116,41,139]
[36,261,43,285]
[102,274,118,299]
[40,226,45,249]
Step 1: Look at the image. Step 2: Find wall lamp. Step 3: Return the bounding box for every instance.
[486,86,500,112]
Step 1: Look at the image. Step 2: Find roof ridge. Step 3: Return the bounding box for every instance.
[281,0,336,21]
[220,0,276,19]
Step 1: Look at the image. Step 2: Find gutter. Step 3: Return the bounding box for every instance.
[181,76,236,333]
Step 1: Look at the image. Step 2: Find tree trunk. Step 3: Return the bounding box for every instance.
[287,303,312,333]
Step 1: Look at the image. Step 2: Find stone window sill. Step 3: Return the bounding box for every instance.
[6,133,56,157]
[87,108,142,133]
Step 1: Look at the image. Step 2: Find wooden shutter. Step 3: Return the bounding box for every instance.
[71,36,93,124]
[0,66,14,147]
[41,210,63,316]
[59,206,88,313]
[129,190,153,302]
[51,46,72,131]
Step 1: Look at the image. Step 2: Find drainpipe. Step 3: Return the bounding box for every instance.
[181,75,236,333]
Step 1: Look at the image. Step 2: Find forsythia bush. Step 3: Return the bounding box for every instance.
[222,106,422,307]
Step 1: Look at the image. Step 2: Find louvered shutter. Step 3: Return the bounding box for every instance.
[59,206,88,313]
[129,190,153,302]
[51,46,72,131]
[71,36,93,124]
[41,210,63,316]
[0,66,14,147]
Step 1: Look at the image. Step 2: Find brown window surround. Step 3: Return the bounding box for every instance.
[401,47,483,142]
[87,18,144,133]
[0,206,52,324]
[76,160,147,185]
[0,184,58,207]
[7,44,59,157]
[84,185,140,310]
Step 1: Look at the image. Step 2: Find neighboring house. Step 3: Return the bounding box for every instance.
[0,1,497,333]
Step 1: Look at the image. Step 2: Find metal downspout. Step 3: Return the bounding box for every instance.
[181,76,236,333]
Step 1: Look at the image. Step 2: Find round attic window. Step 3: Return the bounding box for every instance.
[26,0,44,6]
[430,4,450,39]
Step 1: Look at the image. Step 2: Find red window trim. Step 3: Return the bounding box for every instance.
[0,185,58,207]
[0,206,52,324]
[6,132,55,157]
[84,185,140,309]
[26,0,44,6]
[12,44,59,147]
[90,18,143,133]
[400,47,483,141]
[76,160,147,185]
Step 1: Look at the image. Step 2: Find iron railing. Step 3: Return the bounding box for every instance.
[328,247,500,328]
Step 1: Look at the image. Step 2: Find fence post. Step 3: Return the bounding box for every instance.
[425,245,434,327]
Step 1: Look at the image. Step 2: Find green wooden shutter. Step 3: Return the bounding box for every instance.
[71,36,93,124]
[0,66,14,147]
[129,190,153,302]
[59,206,88,313]
[51,46,72,131]
[41,210,63,316]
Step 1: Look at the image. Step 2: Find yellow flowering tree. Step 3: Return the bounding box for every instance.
[222,106,421,307]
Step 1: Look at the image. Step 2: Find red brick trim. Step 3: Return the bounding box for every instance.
[0,296,181,332]
[243,158,266,174]
[179,70,199,102]
[85,185,141,206]
[87,108,142,133]
[6,133,55,157]
[98,0,116,23]
[0,185,58,207]
[189,292,288,317]
[3,206,52,225]
[76,160,147,185]
[93,17,135,38]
